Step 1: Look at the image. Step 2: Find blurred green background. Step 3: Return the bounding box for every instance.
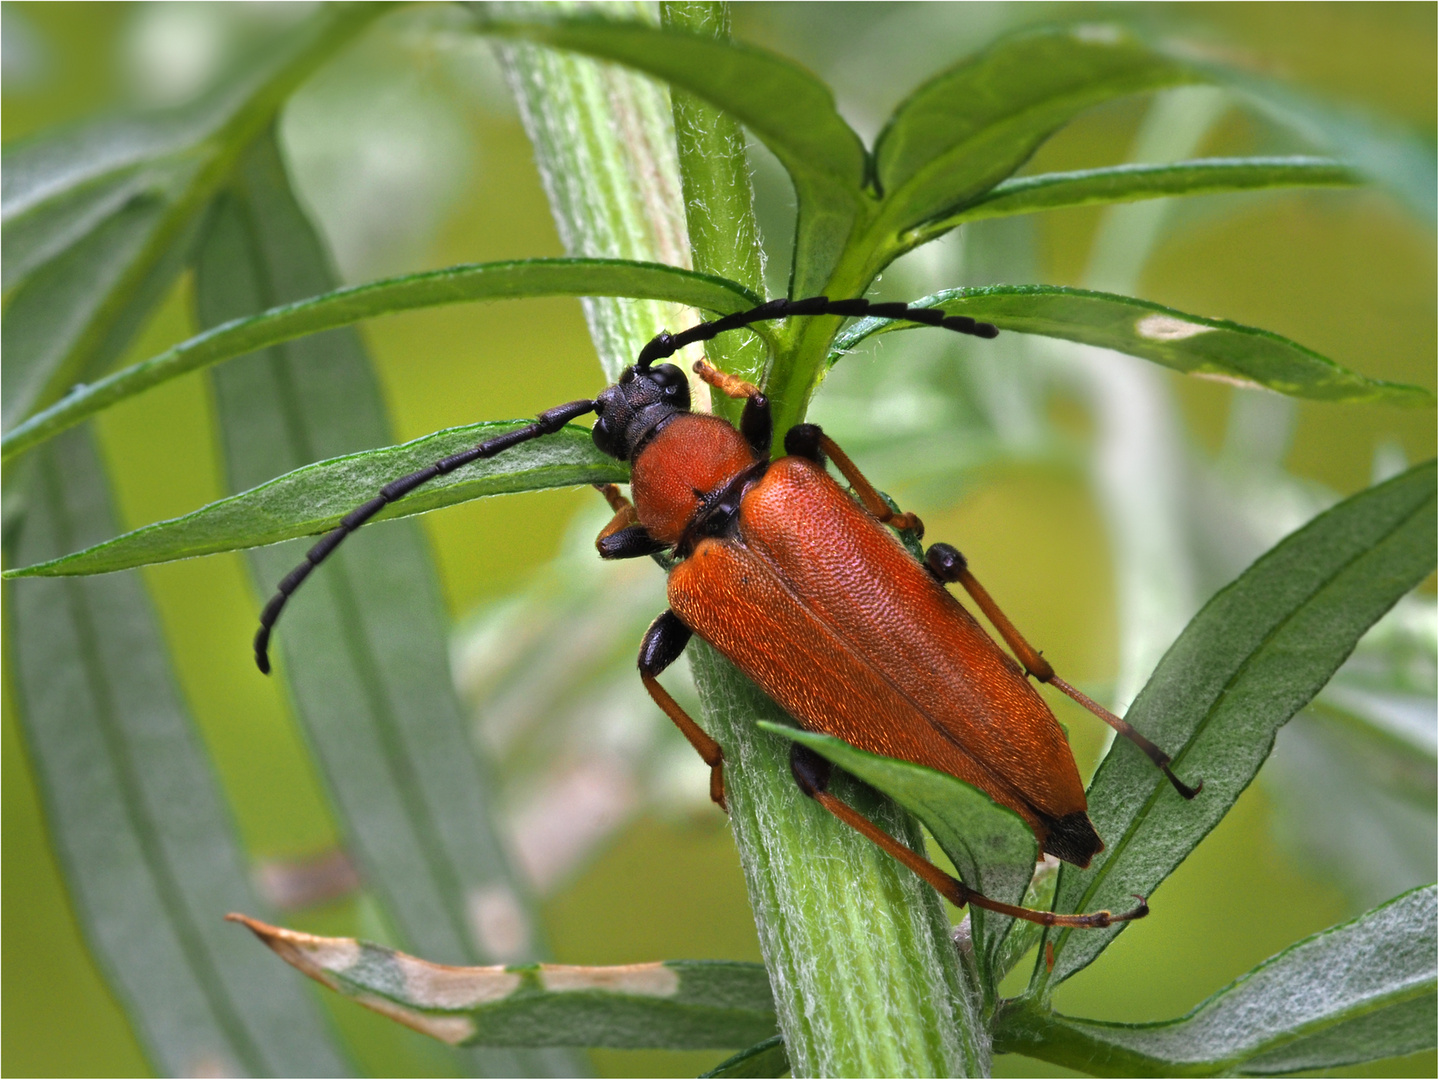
[3,3,1434,1077]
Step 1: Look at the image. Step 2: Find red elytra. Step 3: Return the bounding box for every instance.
[254,296,1198,928]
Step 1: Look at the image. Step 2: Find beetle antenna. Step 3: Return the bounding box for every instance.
[636,295,997,369]
[253,398,597,675]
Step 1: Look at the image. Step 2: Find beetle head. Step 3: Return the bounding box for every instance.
[591,362,690,461]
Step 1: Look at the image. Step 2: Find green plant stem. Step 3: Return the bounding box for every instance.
[659,0,768,423]
[662,4,981,1075]
[492,0,693,382]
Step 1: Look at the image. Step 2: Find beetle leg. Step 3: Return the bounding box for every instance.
[925,541,1202,801]
[594,482,639,537]
[789,744,1148,929]
[639,611,727,810]
[783,424,924,537]
[693,360,772,458]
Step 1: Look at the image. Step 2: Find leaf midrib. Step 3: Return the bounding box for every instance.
[240,192,483,965]
[42,450,268,1076]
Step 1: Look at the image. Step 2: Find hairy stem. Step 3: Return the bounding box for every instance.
[662,4,981,1074]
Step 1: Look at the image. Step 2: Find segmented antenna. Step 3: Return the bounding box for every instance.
[636,295,997,368]
[254,296,998,673]
[253,398,596,673]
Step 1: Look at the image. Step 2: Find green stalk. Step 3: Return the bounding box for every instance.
[663,4,980,1074]
[492,0,693,382]
[500,3,979,1071]
[658,0,767,425]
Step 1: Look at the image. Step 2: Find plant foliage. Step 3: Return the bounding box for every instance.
[4,4,1433,1078]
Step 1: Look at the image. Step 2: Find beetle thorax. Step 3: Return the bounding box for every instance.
[629,414,759,546]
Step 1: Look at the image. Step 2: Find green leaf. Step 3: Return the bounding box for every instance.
[476,14,867,297]
[916,156,1359,236]
[5,430,350,1077]
[1225,70,1437,227]
[196,133,574,1077]
[755,723,1036,993]
[2,152,191,293]
[230,914,779,1050]
[996,885,1437,1076]
[873,25,1203,239]
[1040,461,1437,989]
[701,1035,789,1078]
[2,258,758,464]
[0,5,388,431]
[1,190,203,433]
[832,286,1434,406]
[5,424,622,579]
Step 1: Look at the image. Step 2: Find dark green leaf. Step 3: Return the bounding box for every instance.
[0,5,389,430]
[198,133,574,1077]
[232,915,778,1050]
[6,430,349,1077]
[997,885,1437,1076]
[701,1035,790,1078]
[873,25,1203,237]
[755,723,1036,991]
[1040,462,1437,989]
[832,286,1434,406]
[476,15,867,297]
[5,424,622,579]
[918,156,1359,236]
[2,257,758,463]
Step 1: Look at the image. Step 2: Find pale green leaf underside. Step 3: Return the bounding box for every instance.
[997,885,1437,1076]
[834,286,1434,406]
[1,257,759,463]
[1043,461,1437,988]
[756,723,1036,985]
[926,156,1360,231]
[6,425,624,579]
[231,915,777,1050]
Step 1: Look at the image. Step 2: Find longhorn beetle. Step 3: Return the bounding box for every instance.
[254,296,1200,929]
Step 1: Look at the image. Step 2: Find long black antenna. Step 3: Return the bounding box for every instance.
[254,296,998,673]
[636,295,997,368]
[253,398,596,673]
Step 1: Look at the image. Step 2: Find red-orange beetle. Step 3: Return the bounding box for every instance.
[255,296,1198,928]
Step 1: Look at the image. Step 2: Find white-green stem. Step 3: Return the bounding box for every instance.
[499,2,982,1073]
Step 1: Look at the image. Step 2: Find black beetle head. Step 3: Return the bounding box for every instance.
[591,363,691,461]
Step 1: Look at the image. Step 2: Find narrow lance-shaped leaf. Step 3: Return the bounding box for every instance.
[2,258,758,464]
[1224,67,1437,227]
[0,4,388,431]
[701,1035,789,1078]
[756,723,1036,997]
[198,132,574,1077]
[5,429,349,1077]
[996,885,1437,1077]
[872,25,1204,244]
[229,915,778,1050]
[912,156,1360,239]
[832,286,1434,406]
[475,14,868,297]
[1039,461,1437,989]
[5,424,624,579]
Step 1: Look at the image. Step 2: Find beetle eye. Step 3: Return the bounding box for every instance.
[648,363,683,388]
